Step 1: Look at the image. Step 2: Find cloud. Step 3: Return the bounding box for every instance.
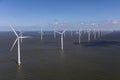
[51,20,120,31]
[111,20,120,24]
[2,19,120,31]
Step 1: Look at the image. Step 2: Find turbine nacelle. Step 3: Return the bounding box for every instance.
[55,30,66,35]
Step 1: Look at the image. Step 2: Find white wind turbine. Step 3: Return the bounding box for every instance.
[53,29,56,39]
[88,30,91,42]
[93,30,97,40]
[40,27,43,40]
[10,25,32,68]
[97,30,101,39]
[90,23,97,40]
[55,30,66,51]
[78,29,82,44]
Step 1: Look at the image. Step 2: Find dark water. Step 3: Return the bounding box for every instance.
[0,31,120,80]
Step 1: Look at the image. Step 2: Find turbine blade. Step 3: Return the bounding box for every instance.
[62,30,66,34]
[20,36,32,39]
[55,31,62,34]
[10,25,19,37]
[10,38,18,51]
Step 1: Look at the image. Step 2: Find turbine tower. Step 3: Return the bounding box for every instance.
[53,29,56,39]
[10,25,31,68]
[55,30,66,51]
[40,27,43,40]
[78,29,81,44]
[71,30,73,37]
[88,30,91,42]
[93,30,96,40]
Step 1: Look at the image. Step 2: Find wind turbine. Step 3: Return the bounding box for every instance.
[10,25,32,68]
[88,30,91,42]
[78,29,82,44]
[97,30,101,39]
[71,30,73,37]
[40,27,43,40]
[55,30,66,51]
[53,29,56,39]
[93,30,97,40]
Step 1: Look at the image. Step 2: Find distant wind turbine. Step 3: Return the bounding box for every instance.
[40,27,43,40]
[97,30,101,39]
[53,29,56,39]
[10,25,32,68]
[55,30,66,51]
[88,30,91,42]
[78,29,82,44]
[93,30,96,40]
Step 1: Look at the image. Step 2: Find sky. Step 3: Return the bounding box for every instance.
[0,0,120,30]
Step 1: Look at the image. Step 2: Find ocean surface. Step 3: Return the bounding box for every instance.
[0,31,120,80]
